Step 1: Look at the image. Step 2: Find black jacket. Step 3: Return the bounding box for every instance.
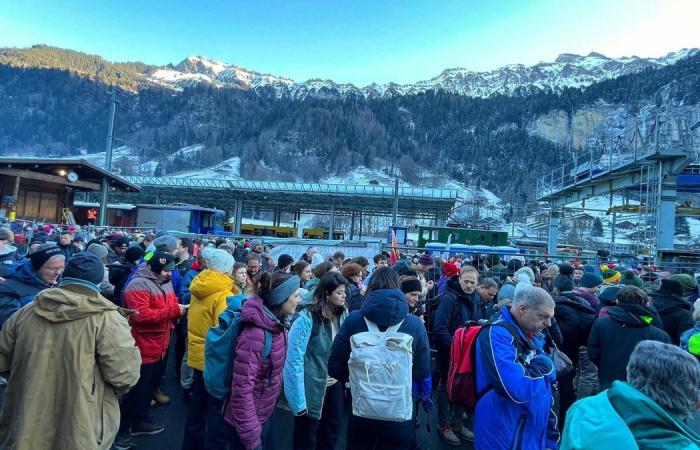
[587,303,670,389]
[108,260,137,305]
[433,277,489,351]
[651,289,694,345]
[346,282,363,313]
[554,291,597,365]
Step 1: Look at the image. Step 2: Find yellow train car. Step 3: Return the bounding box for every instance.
[239,224,345,240]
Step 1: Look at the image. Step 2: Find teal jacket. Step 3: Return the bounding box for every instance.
[283,307,347,418]
[561,381,700,450]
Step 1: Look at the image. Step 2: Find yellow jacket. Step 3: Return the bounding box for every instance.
[187,269,235,371]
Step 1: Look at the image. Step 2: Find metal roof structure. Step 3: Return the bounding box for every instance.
[112,176,458,219]
[0,157,141,192]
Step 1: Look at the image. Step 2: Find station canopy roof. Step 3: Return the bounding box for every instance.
[0,157,140,192]
[112,176,458,220]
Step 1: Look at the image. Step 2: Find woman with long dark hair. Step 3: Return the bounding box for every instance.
[223,271,301,450]
[284,272,349,450]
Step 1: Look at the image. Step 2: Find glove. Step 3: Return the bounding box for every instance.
[527,354,554,377]
[412,376,432,402]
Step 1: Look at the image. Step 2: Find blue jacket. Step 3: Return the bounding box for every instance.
[0,259,54,328]
[180,268,201,305]
[327,288,431,384]
[284,307,347,418]
[474,307,559,450]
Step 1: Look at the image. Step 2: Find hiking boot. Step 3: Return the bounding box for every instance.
[455,425,474,442]
[438,427,461,446]
[113,431,136,449]
[152,389,170,405]
[130,420,165,436]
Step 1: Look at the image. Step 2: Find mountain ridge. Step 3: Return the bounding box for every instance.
[1,44,697,99]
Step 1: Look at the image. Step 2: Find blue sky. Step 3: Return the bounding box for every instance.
[1,0,698,85]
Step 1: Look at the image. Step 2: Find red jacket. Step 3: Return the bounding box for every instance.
[123,264,181,363]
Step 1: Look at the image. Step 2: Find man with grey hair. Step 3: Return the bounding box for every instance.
[474,286,560,449]
[561,341,700,448]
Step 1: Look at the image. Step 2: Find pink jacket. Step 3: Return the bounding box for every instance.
[223,296,287,450]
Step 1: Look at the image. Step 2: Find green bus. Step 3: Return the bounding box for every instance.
[417,225,508,248]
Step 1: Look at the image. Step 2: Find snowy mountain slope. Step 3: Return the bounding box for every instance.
[149,49,698,99]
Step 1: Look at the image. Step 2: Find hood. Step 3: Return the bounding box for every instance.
[360,288,408,328]
[556,291,596,313]
[305,277,319,291]
[33,284,119,322]
[240,295,282,332]
[446,276,469,301]
[190,269,234,300]
[608,303,656,327]
[652,291,690,314]
[0,244,16,258]
[133,262,161,283]
[5,258,49,287]
[607,381,700,443]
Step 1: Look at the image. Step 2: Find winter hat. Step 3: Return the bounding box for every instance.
[583,264,597,274]
[278,254,294,269]
[199,246,215,264]
[110,236,129,249]
[580,272,603,288]
[544,264,560,278]
[554,274,574,292]
[401,277,423,294]
[442,262,460,278]
[28,243,64,271]
[418,253,434,266]
[217,243,234,254]
[669,274,698,293]
[148,251,177,273]
[598,286,621,306]
[87,243,109,259]
[506,259,524,276]
[514,266,535,284]
[208,249,235,274]
[311,253,325,268]
[603,269,621,284]
[659,279,684,298]
[393,260,410,274]
[558,264,574,276]
[125,246,146,264]
[269,275,301,306]
[621,270,644,289]
[153,235,178,253]
[62,253,104,288]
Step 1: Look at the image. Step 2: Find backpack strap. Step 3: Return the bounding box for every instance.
[364,317,404,335]
[262,330,272,360]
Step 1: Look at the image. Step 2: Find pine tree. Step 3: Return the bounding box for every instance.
[592,217,604,237]
[675,216,691,235]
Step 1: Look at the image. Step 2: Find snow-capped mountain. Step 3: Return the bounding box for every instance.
[149,48,699,99]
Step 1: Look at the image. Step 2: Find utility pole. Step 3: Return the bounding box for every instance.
[392,175,399,226]
[98,88,119,226]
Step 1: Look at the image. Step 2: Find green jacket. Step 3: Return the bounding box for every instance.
[561,381,700,450]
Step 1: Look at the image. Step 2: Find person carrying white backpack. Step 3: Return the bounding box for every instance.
[327,267,431,450]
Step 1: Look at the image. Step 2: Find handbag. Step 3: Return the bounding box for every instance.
[545,328,574,378]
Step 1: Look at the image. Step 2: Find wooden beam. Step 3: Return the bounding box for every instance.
[0,168,101,191]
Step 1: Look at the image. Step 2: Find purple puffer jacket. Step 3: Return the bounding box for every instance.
[223,296,287,450]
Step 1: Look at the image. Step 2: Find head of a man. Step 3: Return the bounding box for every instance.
[627,340,700,419]
[59,231,74,246]
[573,266,584,281]
[332,251,345,267]
[509,286,555,334]
[147,251,176,284]
[247,254,262,276]
[374,253,389,269]
[306,246,317,259]
[476,278,499,303]
[458,266,479,295]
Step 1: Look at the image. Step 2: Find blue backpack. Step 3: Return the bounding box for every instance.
[204,294,272,400]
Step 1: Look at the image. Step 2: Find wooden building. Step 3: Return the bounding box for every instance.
[0,158,140,223]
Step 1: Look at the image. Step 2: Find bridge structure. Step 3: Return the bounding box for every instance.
[536,112,700,258]
[106,176,458,238]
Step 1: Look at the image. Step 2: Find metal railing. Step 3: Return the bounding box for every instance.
[537,114,697,200]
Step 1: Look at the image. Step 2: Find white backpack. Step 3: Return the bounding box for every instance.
[348,317,414,422]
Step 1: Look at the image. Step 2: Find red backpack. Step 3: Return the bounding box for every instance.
[446,320,522,410]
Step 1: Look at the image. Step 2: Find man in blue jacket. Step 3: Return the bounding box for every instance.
[328,287,431,450]
[475,285,560,450]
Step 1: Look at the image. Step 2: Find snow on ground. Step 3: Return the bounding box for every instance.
[170,157,241,179]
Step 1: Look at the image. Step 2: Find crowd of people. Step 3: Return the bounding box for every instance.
[0,225,697,449]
